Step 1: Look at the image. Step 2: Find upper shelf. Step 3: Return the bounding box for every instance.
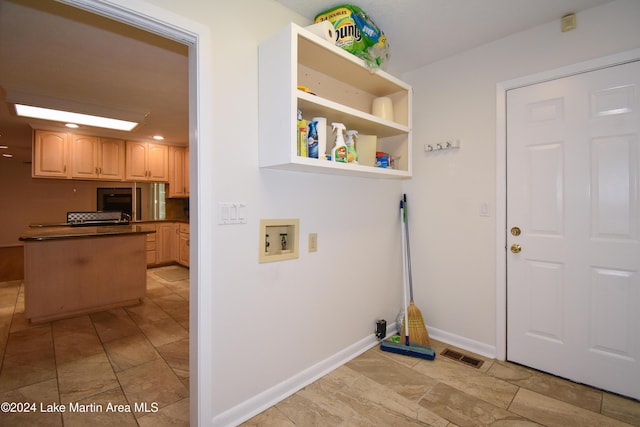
[258,23,413,179]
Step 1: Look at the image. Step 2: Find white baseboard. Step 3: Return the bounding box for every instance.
[428,326,497,359]
[210,324,496,426]
[392,321,497,359]
[211,333,380,427]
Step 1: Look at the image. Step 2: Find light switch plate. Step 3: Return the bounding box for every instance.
[219,202,247,225]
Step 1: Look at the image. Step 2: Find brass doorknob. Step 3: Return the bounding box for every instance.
[510,244,522,254]
[511,227,521,236]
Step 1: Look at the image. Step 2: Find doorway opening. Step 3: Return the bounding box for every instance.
[60,0,212,423]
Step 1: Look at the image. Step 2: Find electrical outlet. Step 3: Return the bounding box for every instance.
[308,233,318,252]
[480,202,491,217]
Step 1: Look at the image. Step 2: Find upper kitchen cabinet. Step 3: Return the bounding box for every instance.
[33,130,70,178]
[70,135,125,180]
[258,23,412,179]
[168,145,189,198]
[125,141,169,182]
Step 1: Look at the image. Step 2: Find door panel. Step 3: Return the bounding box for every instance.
[507,60,640,400]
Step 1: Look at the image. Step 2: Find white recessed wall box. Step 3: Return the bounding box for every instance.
[259,219,299,263]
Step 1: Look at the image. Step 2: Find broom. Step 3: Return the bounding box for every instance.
[401,194,431,346]
[379,200,434,360]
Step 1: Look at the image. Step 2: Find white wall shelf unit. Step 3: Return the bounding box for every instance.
[258,23,412,179]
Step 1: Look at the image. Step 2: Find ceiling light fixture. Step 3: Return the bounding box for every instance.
[15,104,139,131]
[65,123,80,129]
[152,135,164,141]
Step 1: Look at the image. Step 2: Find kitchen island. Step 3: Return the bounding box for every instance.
[19,224,156,323]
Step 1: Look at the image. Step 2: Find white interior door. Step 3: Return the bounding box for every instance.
[506,60,640,399]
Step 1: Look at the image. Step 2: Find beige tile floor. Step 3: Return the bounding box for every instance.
[0,265,189,426]
[3,267,640,426]
[244,340,640,426]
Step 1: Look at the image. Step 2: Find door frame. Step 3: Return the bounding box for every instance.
[495,48,640,361]
[59,0,214,424]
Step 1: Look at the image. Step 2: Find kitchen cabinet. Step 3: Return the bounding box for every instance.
[145,224,157,266]
[32,129,179,183]
[20,225,154,323]
[178,223,189,267]
[258,23,412,179]
[125,141,169,182]
[144,221,189,267]
[156,221,177,264]
[168,145,189,198]
[32,130,70,178]
[70,135,125,180]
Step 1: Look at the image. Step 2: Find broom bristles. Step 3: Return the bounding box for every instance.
[402,302,431,346]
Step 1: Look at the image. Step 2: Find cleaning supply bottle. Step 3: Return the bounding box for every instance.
[331,122,347,163]
[297,110,307,157]
[345,130,358,163]
[307,120,319,159]
[312,117,327,160]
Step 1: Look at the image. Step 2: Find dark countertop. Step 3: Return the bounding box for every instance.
[19,224,156,242]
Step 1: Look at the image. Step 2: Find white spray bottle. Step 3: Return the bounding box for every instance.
[345,130,358,164]
[331,122,347,163]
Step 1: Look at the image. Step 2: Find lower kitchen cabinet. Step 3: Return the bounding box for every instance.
[145,221,189,267]
[157,222,177,264]
[145,224,157,266]
[178,223,189,267]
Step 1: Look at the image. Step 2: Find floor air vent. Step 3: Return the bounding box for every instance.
[441,348,484,368]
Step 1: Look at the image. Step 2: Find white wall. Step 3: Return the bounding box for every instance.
[135,0,406,424]
[51,0,640,424]
[403,0,640,352]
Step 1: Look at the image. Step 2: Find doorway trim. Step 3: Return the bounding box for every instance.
[495,48,640,361]
[58,0,214,424]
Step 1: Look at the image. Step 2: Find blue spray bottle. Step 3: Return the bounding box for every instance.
[307,120,319,159]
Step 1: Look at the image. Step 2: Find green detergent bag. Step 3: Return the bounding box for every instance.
[314,4,390,70]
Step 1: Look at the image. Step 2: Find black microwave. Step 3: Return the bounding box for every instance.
[97,187,141,220]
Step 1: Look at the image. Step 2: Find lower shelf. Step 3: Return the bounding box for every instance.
[260,157,411,179]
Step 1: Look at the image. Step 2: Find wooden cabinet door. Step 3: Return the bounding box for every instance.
[168,146,186,197]
[125,141,148,180]
[184,147,190,196]
[98,138,125,180]
[147,143,169,182]
[157,222,176,264]
[179,232,189,267]
[33,130,70,178]
[71,134,99,179]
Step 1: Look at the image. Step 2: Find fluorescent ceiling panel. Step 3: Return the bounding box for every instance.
[15,104,139,131]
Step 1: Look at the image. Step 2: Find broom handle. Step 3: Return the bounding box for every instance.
[400,200,410,346]
[403,194,414,302]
